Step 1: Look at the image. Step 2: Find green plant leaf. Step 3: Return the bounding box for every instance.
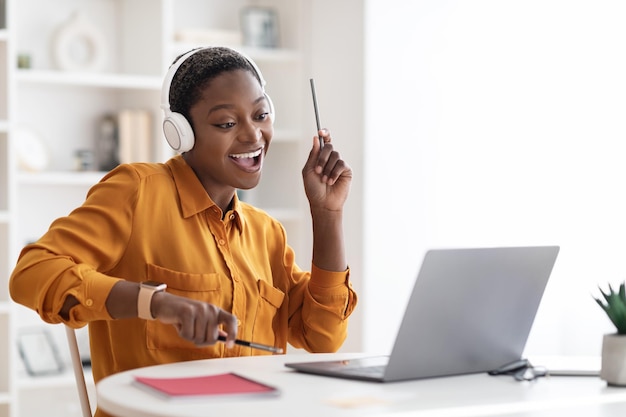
[595,282,626,335]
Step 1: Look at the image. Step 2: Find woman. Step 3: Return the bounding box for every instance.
[10,46,356,417]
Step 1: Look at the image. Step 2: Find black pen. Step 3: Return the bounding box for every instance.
[217,335,284,354]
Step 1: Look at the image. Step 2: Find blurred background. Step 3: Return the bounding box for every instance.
[2,0,626,415]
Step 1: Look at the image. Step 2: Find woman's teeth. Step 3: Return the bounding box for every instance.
[230,148,263,159]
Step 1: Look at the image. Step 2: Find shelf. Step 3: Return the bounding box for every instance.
[0,301,11,314]
[171,43,301,64]
[17,368,93,390]
[16,70,162,90]
[0,392,10,405]
[0,29,7,41]
[18,171,106,186]
[236,47,302,63]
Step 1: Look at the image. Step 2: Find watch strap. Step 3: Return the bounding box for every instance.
[138,282,166,320]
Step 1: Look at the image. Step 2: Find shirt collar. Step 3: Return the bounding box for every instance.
[166,155,245,232]
[228,193,245,232]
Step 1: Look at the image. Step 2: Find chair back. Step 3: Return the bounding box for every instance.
[65,326,93,417]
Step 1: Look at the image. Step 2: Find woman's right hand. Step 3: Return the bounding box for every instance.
[151,291,238,348]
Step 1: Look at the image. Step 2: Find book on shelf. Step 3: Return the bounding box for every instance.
[118,109,152,164]
[133,372,280,400]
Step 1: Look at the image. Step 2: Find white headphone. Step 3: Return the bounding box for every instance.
[160,47,275,153]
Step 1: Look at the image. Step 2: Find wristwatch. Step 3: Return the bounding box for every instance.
[138,281,167,320]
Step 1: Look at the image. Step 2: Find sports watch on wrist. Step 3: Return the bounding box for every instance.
[138,281,167,320]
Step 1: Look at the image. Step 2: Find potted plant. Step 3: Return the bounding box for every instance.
[595,282,626,386]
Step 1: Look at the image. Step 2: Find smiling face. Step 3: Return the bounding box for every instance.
[182,69,273,206]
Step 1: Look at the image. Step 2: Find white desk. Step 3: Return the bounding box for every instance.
[97,353,626,417]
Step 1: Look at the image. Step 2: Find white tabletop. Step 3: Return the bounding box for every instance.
[97,353,626,417]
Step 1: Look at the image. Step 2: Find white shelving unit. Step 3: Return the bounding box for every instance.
[1,0,17,415]
[4,0,311,415]
[16,368,96,417]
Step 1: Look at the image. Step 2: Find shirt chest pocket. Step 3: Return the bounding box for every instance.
[146,263,225,300]
[145,263,227,353]
[251,280,285,347]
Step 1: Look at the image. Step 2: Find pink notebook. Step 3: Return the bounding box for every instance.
[133,372,280,400]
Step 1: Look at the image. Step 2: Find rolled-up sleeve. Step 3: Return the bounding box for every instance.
[9,165,139,327]
[288,263,357,352]
[10,249,121,327]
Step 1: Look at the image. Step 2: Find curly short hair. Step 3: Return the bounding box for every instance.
[168,47,262,126]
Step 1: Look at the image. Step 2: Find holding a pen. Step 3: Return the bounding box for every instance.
[9,46,356,414]
[310,78,324,149]
[218,335,283,354]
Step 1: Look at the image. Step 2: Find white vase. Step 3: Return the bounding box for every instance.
[600,333,626,386]
[52,11,107,72]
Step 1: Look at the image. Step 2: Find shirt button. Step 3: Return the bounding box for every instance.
[218,239,226,245]
[85,299,94,307]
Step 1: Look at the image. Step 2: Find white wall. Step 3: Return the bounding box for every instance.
[363,0,626,356]
[306,0,365,352]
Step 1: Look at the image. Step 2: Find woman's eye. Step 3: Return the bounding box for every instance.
[216,122,236,129]
[257,112,269,121]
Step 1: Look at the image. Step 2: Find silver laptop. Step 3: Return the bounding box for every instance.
[285,246,560,382]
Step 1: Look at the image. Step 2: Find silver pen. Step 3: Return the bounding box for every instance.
[310,78,324,149]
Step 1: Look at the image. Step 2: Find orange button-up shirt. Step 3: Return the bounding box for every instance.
[10,156,357,388]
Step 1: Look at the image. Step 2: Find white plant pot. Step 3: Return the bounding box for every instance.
[600,333,626,386]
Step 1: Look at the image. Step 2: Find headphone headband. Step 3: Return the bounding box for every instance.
[160,47,268,113]
[160,48,202,113]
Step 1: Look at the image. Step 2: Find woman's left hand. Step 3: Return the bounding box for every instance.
[302,129,352,212]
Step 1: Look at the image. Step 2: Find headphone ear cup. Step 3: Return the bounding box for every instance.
[265,93,276,125]
[163,112,195,153]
